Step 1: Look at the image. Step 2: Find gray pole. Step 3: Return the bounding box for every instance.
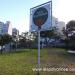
[38,29,40,68]
[37,29,40,75]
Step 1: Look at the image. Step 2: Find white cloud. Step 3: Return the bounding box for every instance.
[11,17,29,34]
[53,0,75,23]
[17,18,29,34]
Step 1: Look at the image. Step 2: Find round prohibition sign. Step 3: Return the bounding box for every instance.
[33,7,48,29]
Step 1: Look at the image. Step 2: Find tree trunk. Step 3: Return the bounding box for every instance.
[1,46,3,54]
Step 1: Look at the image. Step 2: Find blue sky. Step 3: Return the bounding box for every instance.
[0,0,74,34]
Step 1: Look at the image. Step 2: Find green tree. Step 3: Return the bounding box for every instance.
[66,20,75,32]
[63,20,75,50]
[40,27,60,45]
[0,34,12,53]
[19,34,27,48]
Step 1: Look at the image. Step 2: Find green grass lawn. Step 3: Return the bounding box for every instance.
[0,48,75,75]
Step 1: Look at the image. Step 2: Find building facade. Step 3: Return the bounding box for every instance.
[12,28,19,43]
[52,17,65,35]
[0,21,12,35]
[12,28,19,36]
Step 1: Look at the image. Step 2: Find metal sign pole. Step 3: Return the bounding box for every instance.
[37,27,41,75]
[38,29,40,67]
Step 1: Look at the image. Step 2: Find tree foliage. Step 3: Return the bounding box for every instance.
[0,34,12,53]
[66,20,75,33]
[0,34,12,46]
[63,20,75,50]
[40,27,60,39]
[19,32,38,48]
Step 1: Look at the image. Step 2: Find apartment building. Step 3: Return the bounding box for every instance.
[0,21,12,35]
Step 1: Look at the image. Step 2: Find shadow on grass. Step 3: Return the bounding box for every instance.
[0,49,33,55]
[56,49,75,63]
[10,49,32,54]
[46,47,75,63]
